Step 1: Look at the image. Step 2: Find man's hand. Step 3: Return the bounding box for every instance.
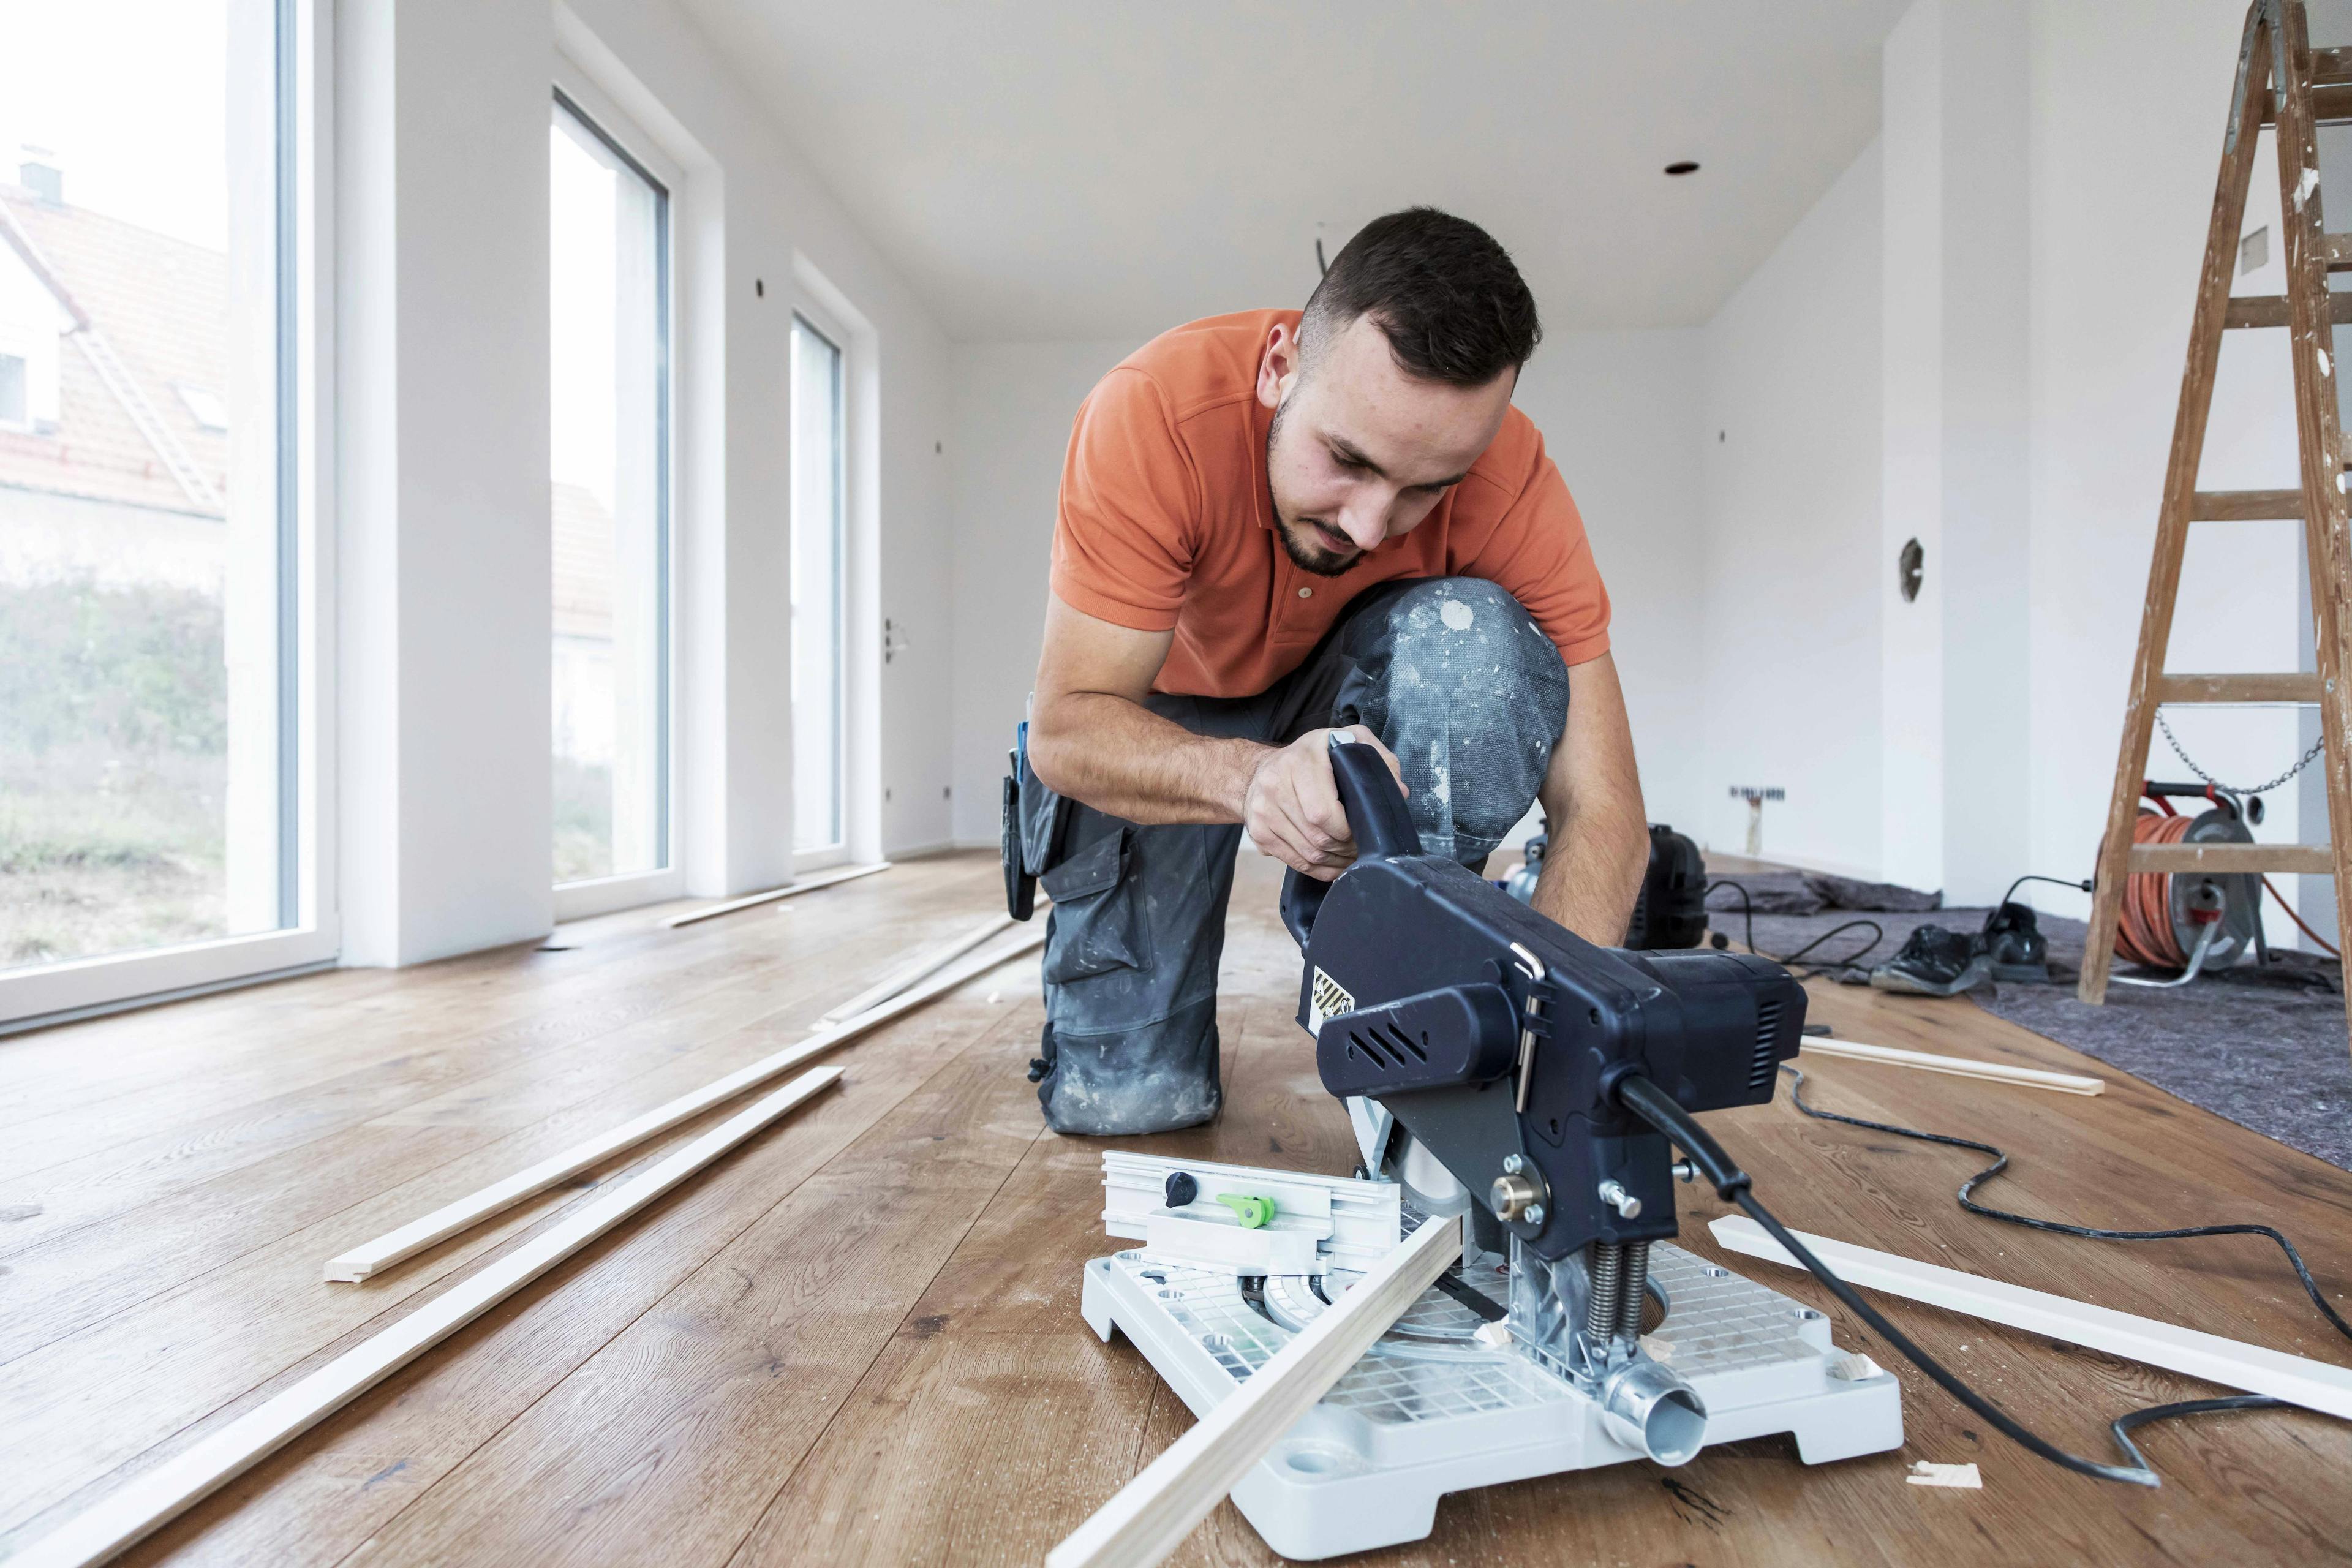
[1242,726,1408,881]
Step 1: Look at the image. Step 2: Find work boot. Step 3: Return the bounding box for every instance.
[1869,925,1990,997]
[1979,901,2050,984]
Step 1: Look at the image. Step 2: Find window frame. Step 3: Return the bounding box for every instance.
[547,62,684,924]
[788,303,852,872]
[0,0,338,1031]
[0,352,28,432]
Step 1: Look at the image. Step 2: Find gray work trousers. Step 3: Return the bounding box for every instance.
[1019,576,1572,1136]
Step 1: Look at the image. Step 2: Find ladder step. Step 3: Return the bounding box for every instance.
[2154,672,2324,703]
[2260,80,2352,126]
[2223,292,2352,328]
[2127,843,2335,875]
[2190,489,2305,520]
[2328,233,2352,271]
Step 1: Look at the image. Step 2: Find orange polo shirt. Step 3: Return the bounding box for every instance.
[1051,308,1612,699]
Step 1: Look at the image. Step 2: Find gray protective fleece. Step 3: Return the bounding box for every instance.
[1017,576,1571,1136]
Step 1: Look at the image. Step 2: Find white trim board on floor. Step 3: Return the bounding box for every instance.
[323,925,1046,1282]
[818,913,1017,1025]
[1047,1214,1462,1568]
[1709,1215,2352,1421]
[660,862,891,928]
[1799,1038,2105,1096]
[11,1069,843,1568]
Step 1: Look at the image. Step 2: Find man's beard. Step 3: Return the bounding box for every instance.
[1266,400,1365,579]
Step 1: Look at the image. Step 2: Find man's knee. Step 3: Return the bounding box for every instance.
[1371,578,1568,824]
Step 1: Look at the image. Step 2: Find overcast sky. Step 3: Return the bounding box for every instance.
[0,1,234,250]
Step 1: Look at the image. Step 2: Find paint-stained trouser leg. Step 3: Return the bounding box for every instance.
[1321,576,1571,871]
[1029,576,1569,1136]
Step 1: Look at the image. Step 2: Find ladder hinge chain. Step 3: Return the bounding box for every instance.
[2155,709,2326,796]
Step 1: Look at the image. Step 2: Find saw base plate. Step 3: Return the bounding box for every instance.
[1080,1237,1903,1561]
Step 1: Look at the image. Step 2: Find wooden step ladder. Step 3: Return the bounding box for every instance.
[2080,0,2352,1046]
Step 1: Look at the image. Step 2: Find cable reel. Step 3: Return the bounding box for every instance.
[2116,782,2263,976]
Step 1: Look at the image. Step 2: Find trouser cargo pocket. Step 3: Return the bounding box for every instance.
[1039,828,1147,982]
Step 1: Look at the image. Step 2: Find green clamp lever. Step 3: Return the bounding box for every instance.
[1213,1193,1275,1229]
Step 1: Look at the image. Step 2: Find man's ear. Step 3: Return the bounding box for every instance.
[1256,323,1302,411]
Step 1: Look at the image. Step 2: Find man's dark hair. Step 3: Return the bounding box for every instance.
[1299,207,1540,386]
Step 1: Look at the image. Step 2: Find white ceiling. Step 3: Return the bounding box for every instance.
[675,1,1909,342]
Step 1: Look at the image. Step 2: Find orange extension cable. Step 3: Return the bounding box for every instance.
[2116,811,2195,970]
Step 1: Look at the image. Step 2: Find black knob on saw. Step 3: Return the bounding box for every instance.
[1164,1171,1198,1208]
[1280,733,1420,948]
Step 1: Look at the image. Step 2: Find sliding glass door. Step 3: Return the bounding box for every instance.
[0,0,318,1021]
[549,92,669,893]
[790,313,846,859]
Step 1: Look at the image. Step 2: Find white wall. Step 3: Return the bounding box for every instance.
[1700,140,1885,876]
[2029,0,2312,940]
[337,0,957,966]
[943,331,1710,851]
[947,340,1130,846]
[1679,0,2319,947]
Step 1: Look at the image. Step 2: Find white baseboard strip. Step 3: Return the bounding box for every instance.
[12,1069,843,1568]
[819,913,1018,1025]
[1709,1215,2352,1420]
[1801,1038,2105,1096]
[660,862,891,929]
[323,924,1045,1283]
[1047,1215,1461,1568]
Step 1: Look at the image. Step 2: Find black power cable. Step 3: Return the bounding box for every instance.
[1779,1064,2352,1342]
[1705,879,1885,978]
[1613,1072,2349,1487]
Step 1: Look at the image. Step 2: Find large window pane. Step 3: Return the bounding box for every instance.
[0,0,292,972]
[791,316,845,854]
[550,96,667,885]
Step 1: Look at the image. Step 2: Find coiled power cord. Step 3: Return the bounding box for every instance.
[1612,1071,2349,1487]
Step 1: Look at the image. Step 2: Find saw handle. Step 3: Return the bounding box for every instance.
[1280,732,1420,948]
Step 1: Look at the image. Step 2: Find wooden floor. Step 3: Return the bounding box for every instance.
[4,851,2351,1566]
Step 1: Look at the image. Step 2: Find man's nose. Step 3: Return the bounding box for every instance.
[1336,497,1390,552]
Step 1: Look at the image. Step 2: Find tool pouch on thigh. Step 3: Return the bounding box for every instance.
[1001,720,1071,921]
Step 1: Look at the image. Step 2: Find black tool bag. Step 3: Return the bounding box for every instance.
[1001,722,1072,921]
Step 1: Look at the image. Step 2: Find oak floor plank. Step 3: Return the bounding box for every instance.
[4,853,2350,1565]
[0,896,1022,1540]
[85,979,1035,1566]
[0,957,871,1365]
[296,1003,1051,1568]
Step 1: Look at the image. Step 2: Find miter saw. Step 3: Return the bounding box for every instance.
[1078,736,1903,1559]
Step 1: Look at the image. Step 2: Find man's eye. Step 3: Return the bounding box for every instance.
[1332,452,1368,472]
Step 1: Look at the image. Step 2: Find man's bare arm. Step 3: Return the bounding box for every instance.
[1530,652,1650,944]
[1027,592,1403,880]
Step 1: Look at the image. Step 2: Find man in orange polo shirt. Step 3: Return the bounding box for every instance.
[1010,208,1649,1136]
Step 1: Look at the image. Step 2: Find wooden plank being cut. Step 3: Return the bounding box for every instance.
[7,1069,844,1568]
[1709,1215,2352,1422]
[662,862,891,928]
[818,913,1017,1024]
[322,926,1044,1282]
[1800,1038,2105,1096]
[1047,1215,1461,1568]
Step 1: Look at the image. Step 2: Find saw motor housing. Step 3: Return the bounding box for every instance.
[1282,737,1807,1461]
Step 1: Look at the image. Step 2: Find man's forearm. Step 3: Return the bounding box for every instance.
[1530,802,1648,946]
[1029,692,1268,824]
